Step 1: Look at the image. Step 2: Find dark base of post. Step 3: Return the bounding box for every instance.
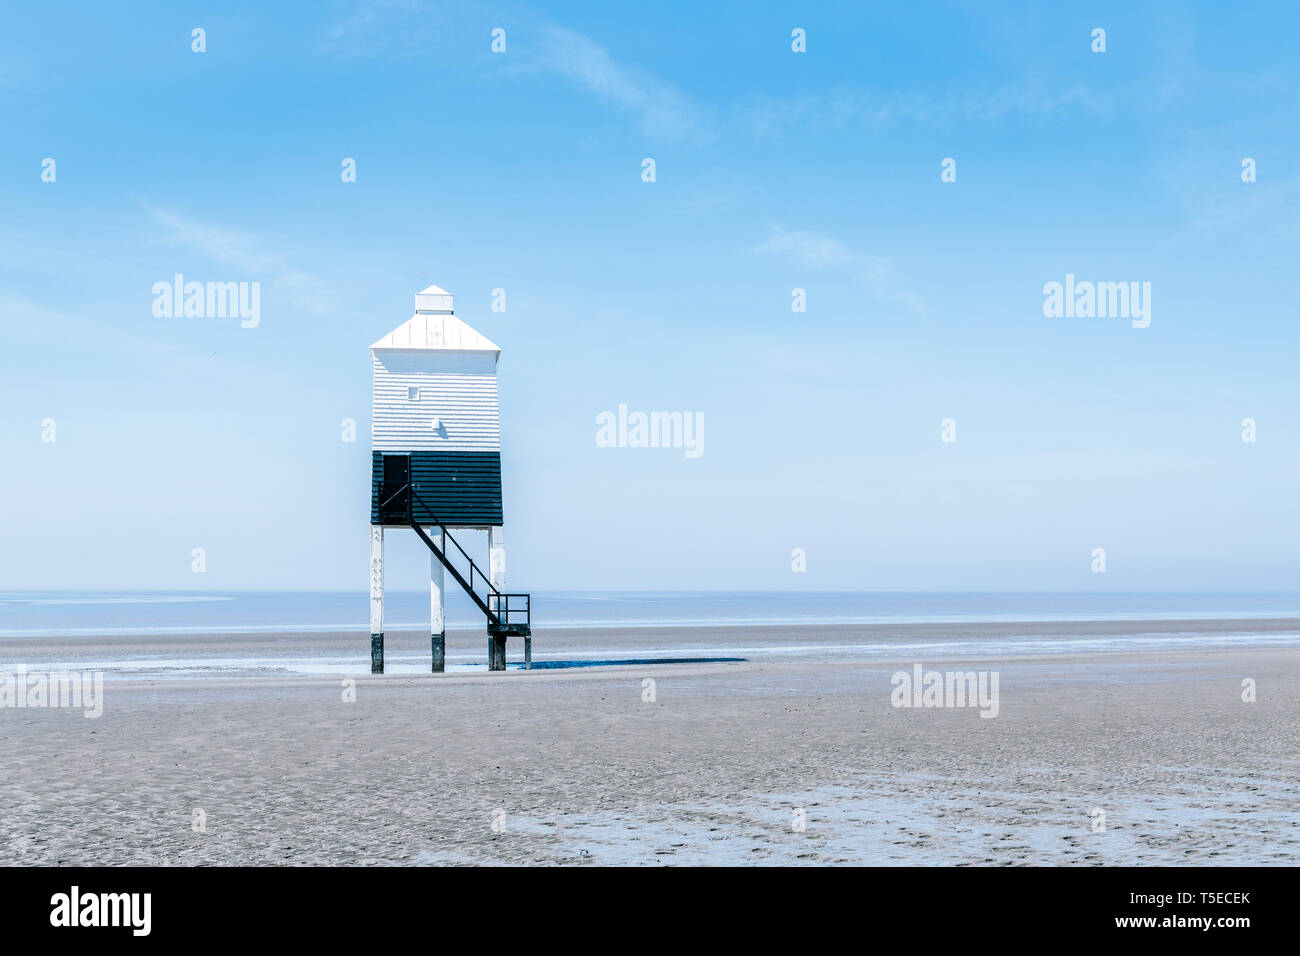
[432,631,445,672]
[371,632,384,674]
[489,634,507,671]
[524,634,532,670]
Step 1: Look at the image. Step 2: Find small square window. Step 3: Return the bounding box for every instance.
[407,386,420,401]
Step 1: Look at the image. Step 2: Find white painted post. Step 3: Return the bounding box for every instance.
[487,525,529,669]
[489,525,506,591]
[369,525,384,673]
[488,525,507,670]
[430,527,445,672]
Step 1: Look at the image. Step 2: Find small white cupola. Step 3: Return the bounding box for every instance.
[414,283,454,314]
[369,285,501,355]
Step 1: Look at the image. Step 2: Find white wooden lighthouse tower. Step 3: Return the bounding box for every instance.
[368,284,530,673]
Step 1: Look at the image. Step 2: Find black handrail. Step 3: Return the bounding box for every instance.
[410,521,501,627]
[395,483,530,633]
[408,486,495,596]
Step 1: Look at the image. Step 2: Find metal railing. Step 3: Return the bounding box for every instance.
[380,481,530,633]
[489,592,531,630]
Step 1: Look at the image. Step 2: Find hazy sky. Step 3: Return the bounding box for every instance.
[3,1,1299,592]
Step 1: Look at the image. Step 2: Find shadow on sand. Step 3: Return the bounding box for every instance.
[509,656,745,670]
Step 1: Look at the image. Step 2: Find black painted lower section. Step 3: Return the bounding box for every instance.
[371,450,503,526]
[370,632,384,674]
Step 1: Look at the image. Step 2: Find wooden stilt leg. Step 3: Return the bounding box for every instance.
[369,525,384,674]
[489,634,507,671]
[488,527,507,671]
[430,526,445,672]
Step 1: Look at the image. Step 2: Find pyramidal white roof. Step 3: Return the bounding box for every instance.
[369,285,501,354]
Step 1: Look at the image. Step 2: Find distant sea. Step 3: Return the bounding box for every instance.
[5,590,1300,638]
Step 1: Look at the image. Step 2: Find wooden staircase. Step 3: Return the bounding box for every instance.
[380,480,531,669]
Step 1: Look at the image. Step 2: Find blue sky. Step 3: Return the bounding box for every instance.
[2,1,1299,592]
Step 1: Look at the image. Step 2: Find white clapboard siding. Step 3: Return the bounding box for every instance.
[369,287,504,453]
[371,352,500,452]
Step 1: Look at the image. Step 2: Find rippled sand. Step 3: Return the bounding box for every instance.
[1,624,1297,865]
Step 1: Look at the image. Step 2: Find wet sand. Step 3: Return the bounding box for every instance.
[1,623,1297,865]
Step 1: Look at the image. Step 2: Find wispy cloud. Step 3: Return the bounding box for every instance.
[0,288,213,362]
[146,206,332,314]
[757,227,924,315]
[317,4,703,139]
[318,0,428,58]
[535,25,702,139]
[1156,155,1300,243]
[737,80,1110,139]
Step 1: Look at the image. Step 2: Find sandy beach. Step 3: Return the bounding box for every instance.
[2,620,1298,865]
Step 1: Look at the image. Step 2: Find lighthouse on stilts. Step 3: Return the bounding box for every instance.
[368,284,530,673]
